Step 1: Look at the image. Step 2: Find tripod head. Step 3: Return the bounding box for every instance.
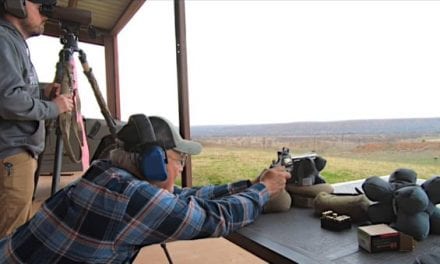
[54,23,80,84]
[60,23,80,54]
[56,5,92,54]
[46,5,93,54]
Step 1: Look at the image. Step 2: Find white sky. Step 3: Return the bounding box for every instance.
[28,0,440,126]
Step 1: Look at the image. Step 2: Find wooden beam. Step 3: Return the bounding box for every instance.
[103,35,121,120]
[111,0,146,35]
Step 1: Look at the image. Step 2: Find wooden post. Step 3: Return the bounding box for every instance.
[174,0,192,187]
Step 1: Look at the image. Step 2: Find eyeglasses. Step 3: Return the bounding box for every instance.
[168,153,188,167]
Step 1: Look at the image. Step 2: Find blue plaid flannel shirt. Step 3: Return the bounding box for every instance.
[0,160,269,263]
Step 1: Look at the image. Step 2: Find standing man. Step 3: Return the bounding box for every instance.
[0,0,73,237]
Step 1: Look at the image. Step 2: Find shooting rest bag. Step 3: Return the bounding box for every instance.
[286,183,334,208]
[288,156,327,186]
[263,189,292,214]
[313,192,370,222]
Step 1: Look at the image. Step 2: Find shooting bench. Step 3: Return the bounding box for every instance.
[226,180,440,264]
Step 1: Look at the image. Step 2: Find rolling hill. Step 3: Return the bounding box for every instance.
[191,118,440,138]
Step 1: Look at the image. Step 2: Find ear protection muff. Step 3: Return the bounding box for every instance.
[138,146,168,182]
[3,0,27,18]
[117,114,169,182]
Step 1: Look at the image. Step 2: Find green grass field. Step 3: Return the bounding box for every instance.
[188,145,440,186]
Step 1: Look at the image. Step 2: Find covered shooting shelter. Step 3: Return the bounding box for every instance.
[43,0,194,186]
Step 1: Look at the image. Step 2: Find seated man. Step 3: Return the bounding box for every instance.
[0,114,290,263]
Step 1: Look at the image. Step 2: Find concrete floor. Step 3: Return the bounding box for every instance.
[33,172,266,264]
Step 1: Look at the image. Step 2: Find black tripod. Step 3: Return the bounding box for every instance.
[34,21,117,196]
[51,22,84,194]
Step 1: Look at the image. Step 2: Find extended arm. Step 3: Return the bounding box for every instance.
[173,179,252,199]
[129,182,269,246]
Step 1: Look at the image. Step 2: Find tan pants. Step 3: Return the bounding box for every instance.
[0,152,36,237]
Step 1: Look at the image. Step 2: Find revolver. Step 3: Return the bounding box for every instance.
[271,147,325,186]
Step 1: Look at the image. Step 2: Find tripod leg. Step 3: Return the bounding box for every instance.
[51,122,64,195]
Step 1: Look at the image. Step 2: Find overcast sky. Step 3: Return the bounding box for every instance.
[29,0,440,126]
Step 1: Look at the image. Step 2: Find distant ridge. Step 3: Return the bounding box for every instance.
[191,118,440,137]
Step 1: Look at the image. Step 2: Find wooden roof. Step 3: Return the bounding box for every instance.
[43,0,146,45]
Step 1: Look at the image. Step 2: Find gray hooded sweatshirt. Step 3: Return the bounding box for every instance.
[0,18,58,159]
